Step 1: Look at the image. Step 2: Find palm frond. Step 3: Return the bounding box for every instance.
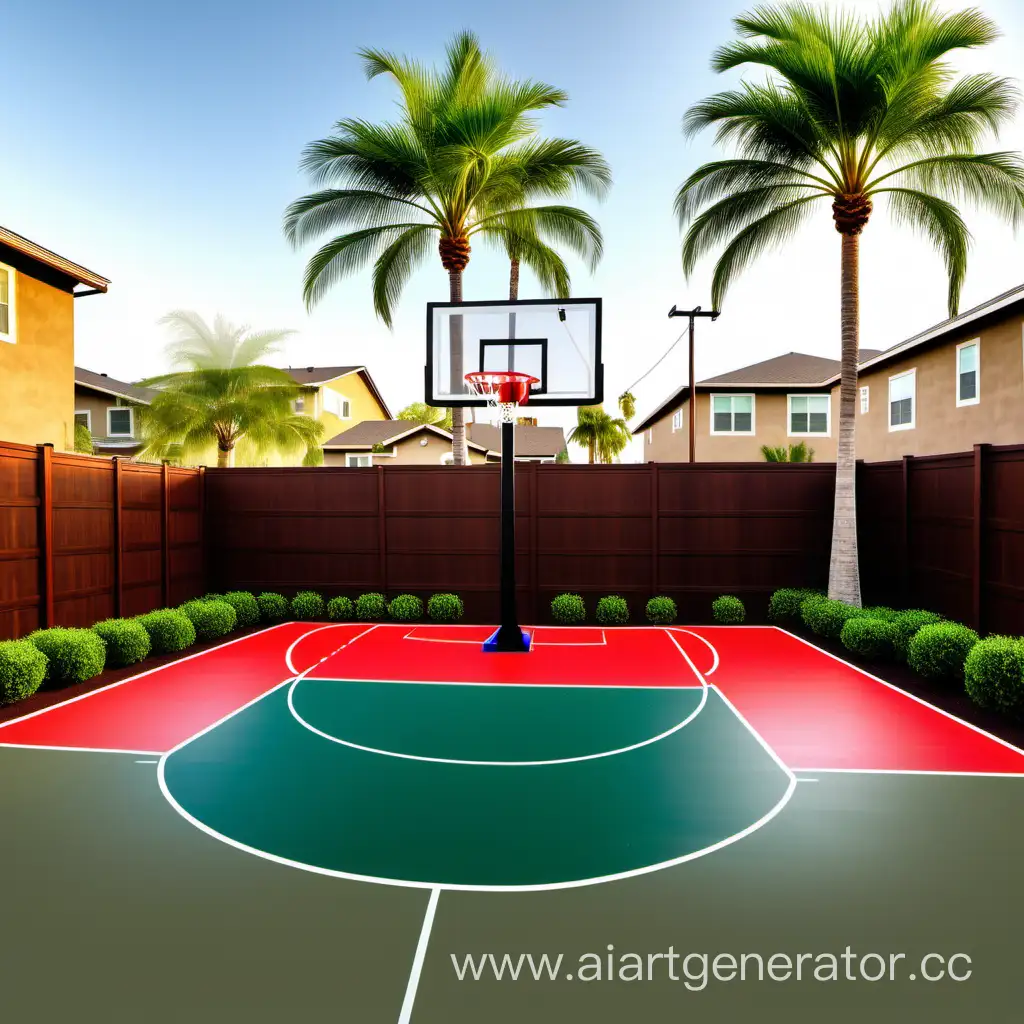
[371,224,436,326]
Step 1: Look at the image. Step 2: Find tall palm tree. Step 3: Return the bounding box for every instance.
[569,405,631,464]
[139,311,323,469]
[676,0,1024,605]
[285,32,610,465]
[397,400,452,430]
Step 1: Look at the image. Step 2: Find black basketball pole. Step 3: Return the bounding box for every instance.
[494,417,529,651]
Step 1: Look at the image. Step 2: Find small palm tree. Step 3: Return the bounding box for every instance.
[762,442,814,463]
[284,32,609,466]
[397,401,452,430]
[569,405,631,464]
[676,0,1024,605]
[618,391,636,421]
[139,311,323,468]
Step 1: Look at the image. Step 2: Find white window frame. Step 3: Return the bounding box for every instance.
[859,386,869,414]
[345,453,371,467]
[955,338,980,407]
[0,262,15,344]
[787,393,831,437]
[671,409,683,431]
[74,409,92,431]
[323,389,352,420]
[106,406,134,437]
[709,393,756,436]
[888,368,916,432]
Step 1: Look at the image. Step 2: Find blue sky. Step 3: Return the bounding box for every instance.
[7,0,1024,454]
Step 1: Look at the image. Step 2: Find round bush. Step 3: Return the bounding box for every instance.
[257,592,289,623]
[646,596,677,625]
[862,606,898,621]
[712,595,745,625]
[891,609,944,661]
[551,593,586,625]
[840,617,897,661]
[428,594,464,623]
[0,640,47,704]
[356,593,388,621]
[179,599,237,641]
[907,622,979,681]
[291,591,325,621]
[92,618,151,668]
[27,628,106,684]
[388,594,424,622]
[768,588,819,623]
[137,609,196,654]
[596,595,629,626]
[203,593,224,602]
[327,596,354,622]
[965,637,1024,715]
[223,591,260,628]
[801,597,864,640]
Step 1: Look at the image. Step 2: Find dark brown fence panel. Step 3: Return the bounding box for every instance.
[857,460,905,607]
[120,463,166,618]
[0,441,43,639]
[167,467,205,605]
[982,445,1024,635]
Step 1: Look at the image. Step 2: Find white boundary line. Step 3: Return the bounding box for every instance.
[0,622,294,734]
[669,628,719,676]
[0,743,163,756]
[397,887,440,1024]
[401,630,609,647]
[775,627,1024,760]
[285,628,709,767]
[284,622,375,676]
[790,766,1024,778]
[157,628,797,893]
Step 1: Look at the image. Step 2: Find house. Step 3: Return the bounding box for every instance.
[74,367,156,456]
[634,350,880,462]
[0,226,109,449]
[466,421,567,463]
[285,366,392,439]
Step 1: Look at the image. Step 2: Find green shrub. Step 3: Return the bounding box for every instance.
[965,637,1024,715]
[27,628,106,684]
[178,599,237,641]
[768,587,820,623]
[596,595,629,625]
[907,622,979,681]
[222,591,260,628]
[801,597,866,640]
[891,609,944,660]
[356,593,388,621]
[203,592,224,602]
[428,593,464,623]
[840,617,897,660]
[137,609,196,654]
[291,591,325,621]
[91,618,151,667]
[388,594,424,622]
[646,596,677,625]
[327,596,354,622]
[0,640,48,704]
[712,595,746,625]
[862,606,898,621]
[257,592,289,623]
[551,593,586,625]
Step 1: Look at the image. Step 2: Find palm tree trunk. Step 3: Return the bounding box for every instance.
[588,439,595,465]
[217,445,231,469]
[827,232,862,606]
[509,257,520,301]
[448,269,469,466]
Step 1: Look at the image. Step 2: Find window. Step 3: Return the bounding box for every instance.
[788,394,830,436]
[956,340,979,406]
[889,370,916,430]
[107,407,133,437]
[293,396,306,413]
[860,386,869,414]
[346,454,371,467]
[0,263,14,343]
[671,409,683,431]
[710,394,755,434]
[323,389,351,419]
[74,410,92,431]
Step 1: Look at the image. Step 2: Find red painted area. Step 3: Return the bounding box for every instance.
[691,627,1024,774]
[310,625,698,688]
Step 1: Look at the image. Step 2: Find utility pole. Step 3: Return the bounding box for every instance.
[668,305,720,463]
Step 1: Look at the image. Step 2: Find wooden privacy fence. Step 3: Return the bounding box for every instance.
[0,441,205,639]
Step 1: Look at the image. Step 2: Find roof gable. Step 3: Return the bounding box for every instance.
[74,367,156,404]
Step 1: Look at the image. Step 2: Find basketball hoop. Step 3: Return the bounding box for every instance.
[464,371,539,423]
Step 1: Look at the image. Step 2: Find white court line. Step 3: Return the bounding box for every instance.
[0,622,294,734]
[790,766,1024,778]
[668,628,719,676]
[135,759,159,764]
[158,626,797,893]
[400,627,608,647]
[0,743,163,756]
[287,628,708,766]
[284,622,379,676]
[297,678,702,690]
[776,628,1024,760]
[397,887,440,1024]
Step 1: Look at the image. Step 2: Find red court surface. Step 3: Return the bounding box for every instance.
[1,623,1022,776]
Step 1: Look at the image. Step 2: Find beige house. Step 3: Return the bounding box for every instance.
[74,368,155,456]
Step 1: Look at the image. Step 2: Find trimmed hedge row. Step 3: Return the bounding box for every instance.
[547,593,747,626]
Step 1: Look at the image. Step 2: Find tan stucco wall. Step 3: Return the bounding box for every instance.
[73,388,140,439]
[325,431,490,466]
[851,316,1024,461]
[642,391,838,463]
[0,269,74,449]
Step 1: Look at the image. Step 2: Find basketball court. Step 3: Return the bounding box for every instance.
[1,621,1023,1022]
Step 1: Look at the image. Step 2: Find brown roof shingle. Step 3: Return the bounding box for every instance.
[467,423,566,458]
[285,365,362,385]
[74,367,157,404]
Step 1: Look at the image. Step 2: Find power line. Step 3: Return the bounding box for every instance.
[622,328,689,395]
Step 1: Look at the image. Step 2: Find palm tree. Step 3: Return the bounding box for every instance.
[284,31,610,465]
[618,391,636,421]
[398,401,452,430]
[569,405,631,464]
[676,0,1024,605]
[762,441,814,463]
[139,311,324,469]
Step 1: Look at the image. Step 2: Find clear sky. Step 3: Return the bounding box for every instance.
[6,0,1024,457]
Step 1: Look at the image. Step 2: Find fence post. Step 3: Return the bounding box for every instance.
[901,453,913,607]
[529,461,539,624]
[113,457,124,617]
[198,465,207,596]
[161,461,171,606]
[650,463,660,596]
[376,465,387,594]
[972,444,987,631]
[37,443,54,627]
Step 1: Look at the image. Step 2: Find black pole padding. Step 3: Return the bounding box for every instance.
[493,417,529,652]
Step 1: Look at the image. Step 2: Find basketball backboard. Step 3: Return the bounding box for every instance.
[425,298,602,408]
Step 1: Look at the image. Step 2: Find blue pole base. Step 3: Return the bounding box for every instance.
[483,626,532,653]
